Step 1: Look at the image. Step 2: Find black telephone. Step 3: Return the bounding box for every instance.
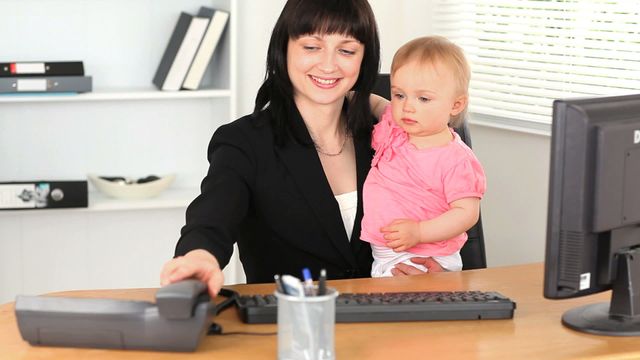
[15,280,223,352]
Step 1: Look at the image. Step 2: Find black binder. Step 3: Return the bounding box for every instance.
[0,61,84,77]
[0,180,88,210]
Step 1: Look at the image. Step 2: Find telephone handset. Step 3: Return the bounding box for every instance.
[15,279,222,352]
[156,279,209,319]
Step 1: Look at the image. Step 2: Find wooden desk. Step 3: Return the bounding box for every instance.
[1,263,639,359]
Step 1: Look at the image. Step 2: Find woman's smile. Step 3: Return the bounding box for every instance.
[309,75,340,88]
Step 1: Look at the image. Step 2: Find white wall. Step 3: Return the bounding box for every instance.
[469,125,550,266]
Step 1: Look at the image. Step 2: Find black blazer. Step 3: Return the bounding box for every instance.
[175,103,374,283]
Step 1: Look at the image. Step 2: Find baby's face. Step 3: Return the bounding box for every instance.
[390,60,465,140]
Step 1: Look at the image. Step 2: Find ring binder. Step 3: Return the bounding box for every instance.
[0,181,88,210]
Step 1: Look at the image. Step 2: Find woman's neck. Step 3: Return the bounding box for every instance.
[295,96,345,141]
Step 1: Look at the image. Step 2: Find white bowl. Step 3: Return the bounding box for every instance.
[88,174,176,199]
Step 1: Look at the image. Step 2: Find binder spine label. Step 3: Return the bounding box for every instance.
[17,78,46,92]
[0,184,38,209]
[14,62,46,74]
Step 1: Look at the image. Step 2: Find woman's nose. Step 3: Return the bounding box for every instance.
[318,51,337,73]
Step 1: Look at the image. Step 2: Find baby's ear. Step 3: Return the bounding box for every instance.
[450,94,468,116]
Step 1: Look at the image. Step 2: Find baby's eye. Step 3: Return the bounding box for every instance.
[392,93,405,100]
[418,96,430,103]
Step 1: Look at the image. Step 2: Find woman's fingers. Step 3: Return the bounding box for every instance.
[207,268,225,298]
[160,256,184,286]
[410,257,445,272]
[159,250,225,297]
[392,262,426,275]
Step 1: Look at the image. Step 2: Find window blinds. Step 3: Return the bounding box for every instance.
[432,0,640,124]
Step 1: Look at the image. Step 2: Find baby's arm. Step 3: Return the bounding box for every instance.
[382,197,480,252]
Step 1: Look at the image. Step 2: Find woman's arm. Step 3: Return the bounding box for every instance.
[370,93,389,119]
[381,197,480,252]
[348,91,390,119]
[161,123,255,296]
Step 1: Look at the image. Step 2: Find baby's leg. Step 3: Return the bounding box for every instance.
[370,244,395,277]
[396,257,429,274]
[431,251,463,271]
[370,245,425,277]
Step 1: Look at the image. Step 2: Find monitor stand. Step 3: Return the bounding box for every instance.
[562,249,640,336]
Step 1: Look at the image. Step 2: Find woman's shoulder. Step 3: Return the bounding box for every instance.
[215,110,274,141]
[222,110,272,130]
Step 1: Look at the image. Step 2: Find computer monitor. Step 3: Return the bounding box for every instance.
[544,93,640,336]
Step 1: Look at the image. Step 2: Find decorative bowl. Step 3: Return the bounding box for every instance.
[88,174,176,199]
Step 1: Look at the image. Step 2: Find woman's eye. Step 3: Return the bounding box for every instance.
[339,49,356,55]
[303,45,319,51]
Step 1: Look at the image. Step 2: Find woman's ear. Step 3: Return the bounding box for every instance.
[450,94,468,116]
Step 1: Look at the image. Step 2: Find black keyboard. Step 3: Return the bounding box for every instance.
[236,290,516,323]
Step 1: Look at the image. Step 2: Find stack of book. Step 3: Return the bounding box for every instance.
[0,61,92,94]
[153,6,230,91]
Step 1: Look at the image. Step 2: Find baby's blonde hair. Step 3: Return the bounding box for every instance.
[391,36,470,128]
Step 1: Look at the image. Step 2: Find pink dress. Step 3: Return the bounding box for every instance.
[361,105,486,257]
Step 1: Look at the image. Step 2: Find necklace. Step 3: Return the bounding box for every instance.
[313,134,348,157]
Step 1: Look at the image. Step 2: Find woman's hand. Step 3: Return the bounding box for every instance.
[160,249,224,297]
[390,257,445,276]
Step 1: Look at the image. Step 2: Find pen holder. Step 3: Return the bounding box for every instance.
[275,287,338,360]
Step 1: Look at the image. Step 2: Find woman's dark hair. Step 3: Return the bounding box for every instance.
[253,0,380,146]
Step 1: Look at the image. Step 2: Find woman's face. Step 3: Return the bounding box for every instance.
[287,33,364,110]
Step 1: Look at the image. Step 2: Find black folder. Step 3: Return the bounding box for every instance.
[0,180,88,210]
[0,61,84,77]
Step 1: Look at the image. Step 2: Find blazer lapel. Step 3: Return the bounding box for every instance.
[350,130,374,256]
[275,104,357,267]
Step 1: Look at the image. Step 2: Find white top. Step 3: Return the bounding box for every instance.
[334,191,358,242]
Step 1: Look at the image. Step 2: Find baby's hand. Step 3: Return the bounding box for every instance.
[380,219,422,252]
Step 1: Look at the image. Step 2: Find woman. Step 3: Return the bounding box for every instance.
[160,0,440,296]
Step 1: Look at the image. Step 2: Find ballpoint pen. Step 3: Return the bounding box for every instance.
[317,269,327,296]
[302,268,314,296]
[274,274,286,294]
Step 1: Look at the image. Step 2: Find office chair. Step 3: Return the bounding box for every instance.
[371,74,487,270]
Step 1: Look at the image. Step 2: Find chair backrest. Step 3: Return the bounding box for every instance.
[371,74,487,270]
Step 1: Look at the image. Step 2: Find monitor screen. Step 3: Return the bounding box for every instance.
[544,93,640,336]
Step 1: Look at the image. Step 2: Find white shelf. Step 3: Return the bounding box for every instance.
[88,188,199,211]
[0,88,231,104]
[0,188,199,215]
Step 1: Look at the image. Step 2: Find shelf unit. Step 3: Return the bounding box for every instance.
[0,88,233,103]
[0,0,245,304]
[1,0,237,192]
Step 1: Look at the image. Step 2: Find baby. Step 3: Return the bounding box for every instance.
[362,36,486,277]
